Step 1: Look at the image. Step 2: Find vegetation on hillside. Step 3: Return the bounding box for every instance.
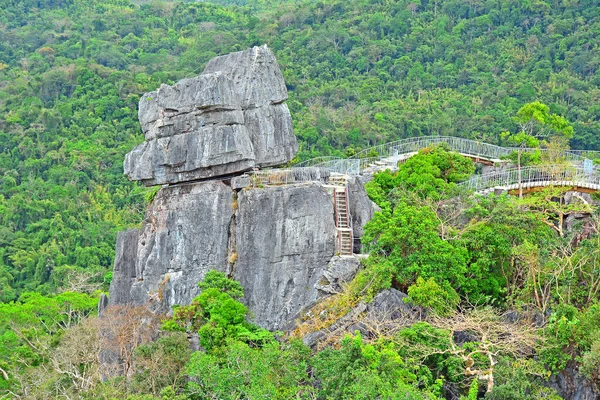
[1,0,600,297]
[3,148,600,398]
[1,0,600,398]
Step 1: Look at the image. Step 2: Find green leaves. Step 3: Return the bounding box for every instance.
[0,291,98,394]
[312,333,437,399]
[365,145,475,206]
[186,340,314,400]
[541,303,600,374]
[406,277,460,317]
[198,270,244,300]
[363,200,469,296]
[515,101,574,139]
[164,271,273,351]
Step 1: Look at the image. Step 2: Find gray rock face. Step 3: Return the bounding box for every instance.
[315,256,362,295]
[125,45,298,185]
[303,289,422,348]
[347,175,380,252]
[234,184,337,330]
[109,181,234,310]
[548,362,600,400]
[108,180,376,330]
[107,229,140,306]
[367,289,421,322]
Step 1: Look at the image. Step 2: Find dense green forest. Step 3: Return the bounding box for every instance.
[1,0,599,297]
[1,0,600,398]
[3,147,600,399]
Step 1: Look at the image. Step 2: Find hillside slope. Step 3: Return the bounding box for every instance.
[0,0,599,296]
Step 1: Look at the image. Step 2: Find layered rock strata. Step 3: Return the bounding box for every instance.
[124,45,298,186]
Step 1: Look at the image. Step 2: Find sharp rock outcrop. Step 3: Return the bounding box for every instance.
[107,46,378,331]
[124,45,298,186]
[108,180,372,330]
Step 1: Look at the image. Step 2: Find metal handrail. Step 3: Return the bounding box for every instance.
[458,165,600,193]
[349,136,589,161]
[248,167,332,187]
[293,156,346,168]
[293,135,596,175]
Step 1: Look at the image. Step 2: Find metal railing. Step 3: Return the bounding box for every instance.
[293,156,345,168]
[293,136,594,175]
[350,136,589,162]
[459,165,600,193]
[565,149,600,159]
[248,167,332,187]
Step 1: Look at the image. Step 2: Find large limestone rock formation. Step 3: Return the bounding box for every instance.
[107,180,372,330]
[124,45,298,186]
[107,46,379,331]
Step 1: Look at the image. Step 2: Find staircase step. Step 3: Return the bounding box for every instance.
[334,182,352,255]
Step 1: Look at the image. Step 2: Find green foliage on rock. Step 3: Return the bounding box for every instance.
[164,271,274,350]
[312,333,442,399]
[406,277,460,317]
[186,340,314,400]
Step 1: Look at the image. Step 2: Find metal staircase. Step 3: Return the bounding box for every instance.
[330,175,353,256]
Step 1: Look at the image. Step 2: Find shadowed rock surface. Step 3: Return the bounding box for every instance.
[303,288,422,348]
[234,184,338,329]
[106,229,140,306]
[315,256,362,295]
[124,45,297,186]
[108,181,234,310]
[347,175,380,252]
[549,362,600,400]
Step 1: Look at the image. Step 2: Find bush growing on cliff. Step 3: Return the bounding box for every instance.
[406,277,460,317]
[164,270,274,350]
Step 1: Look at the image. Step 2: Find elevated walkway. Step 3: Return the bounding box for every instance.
[294,135,598,176]
[459,166,600,194]
[248,136,600,197]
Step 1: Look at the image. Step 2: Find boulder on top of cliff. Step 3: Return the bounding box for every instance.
[124,45,298,186]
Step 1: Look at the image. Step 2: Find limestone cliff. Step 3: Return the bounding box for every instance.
[107,46,378,330]
[108,179,375,330]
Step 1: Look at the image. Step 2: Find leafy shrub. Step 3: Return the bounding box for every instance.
[406,277,459,317]
[164,271,273,350]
